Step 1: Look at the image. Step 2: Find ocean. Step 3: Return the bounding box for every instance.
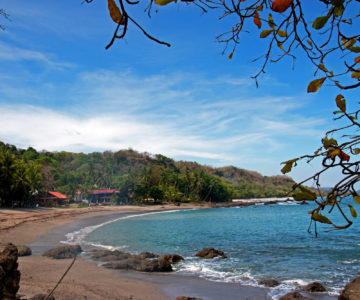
[66,200,360,299]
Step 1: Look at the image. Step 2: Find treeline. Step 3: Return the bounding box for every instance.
[0,141,295,207]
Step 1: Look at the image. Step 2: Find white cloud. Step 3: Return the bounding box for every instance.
[0,42,74,69]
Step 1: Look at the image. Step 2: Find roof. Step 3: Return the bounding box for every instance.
[90,189,119,195]
[48,191,67,199]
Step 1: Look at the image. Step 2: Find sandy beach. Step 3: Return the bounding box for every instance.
[0,205,337,300]
[0,205,193,300]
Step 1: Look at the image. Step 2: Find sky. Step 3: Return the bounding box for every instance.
[0,0,355,186]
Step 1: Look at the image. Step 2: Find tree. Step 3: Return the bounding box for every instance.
[85,0,360,234]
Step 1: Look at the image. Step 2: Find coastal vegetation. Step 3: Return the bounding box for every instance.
[0,141,294,207]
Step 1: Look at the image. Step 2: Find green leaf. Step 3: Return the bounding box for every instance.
[351,69,360,78]
[277,41,284,50]
[348,47,360,53]
[311,213,332,224]
[293,192,313,201]
[322,137,338,149]
[353,148,360,155]
[335,94,346,112]
[318,64,328,72]
[260,30,273,38]
[155,0,176,5]
[314,146,322,155]
[277,30,287,37]
[348,204,357,218]
[334,5,344,16]
[333,110,344,114]
[353,195,360,205]
[307,77,326,93]
[312,16,330,30]
[280,159,298,174]
[268,13,275,29]
[307,40,313,48]
[228,52,233,60]
[299,186,317,200]
[345,39,356,48]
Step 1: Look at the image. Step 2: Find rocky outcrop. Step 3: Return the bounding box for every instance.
[0,244,21,300]
[29,294,55,300]
[338,276,360,300]
[304,282,326,293]
[259,279,280,287]
[195,248,227,259]
[17,245,32,257]
[279,292,313,300]
[92,249,183,273]
[43,245,82,259]
[174,297,203,300]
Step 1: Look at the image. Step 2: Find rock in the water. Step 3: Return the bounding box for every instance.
[304,282,326,292]
[195,248,227,259]
[338,276,360,300]
[16,245,32,257]
[279,292,313,300]
[91,250,131,262]
[259,279,280,287]
[29,294,55,300]
[137,252,159,259]
[43,245,82,259]
[0,243,21,300]
[175,297,203,300]
[160,254,184,264]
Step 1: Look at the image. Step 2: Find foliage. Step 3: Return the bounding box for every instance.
[0,141,294,207]
[0,142,44,207]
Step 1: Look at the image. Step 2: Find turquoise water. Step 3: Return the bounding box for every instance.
[81,202,360,296]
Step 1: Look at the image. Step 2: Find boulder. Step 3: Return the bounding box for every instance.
[43,245,82,259]
[195,248,227,259]
[91,249,131,261]
[259,279,280,287]
[304,282,326,292]
[29,294,55,300]
[279,292,313,300]
[16,245,32,257]
[175,297,203,300]
[160,254,184,264]
[0,243,21,300]
[103,256,173,272]
[338,276,360,300]
[137,252,159,259]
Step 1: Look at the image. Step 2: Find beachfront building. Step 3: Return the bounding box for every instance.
[88,189,119,204]
[37,191,68,206]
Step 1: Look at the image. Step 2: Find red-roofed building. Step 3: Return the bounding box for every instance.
[38,191,68,206]
[88,189,119,204]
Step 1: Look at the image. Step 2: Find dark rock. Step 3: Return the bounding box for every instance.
[279,292,313,300]
[160,254,184,264]
[104,256,173,272]
[43,245,82,259]
[304,282,326,292]
[175,297,203,300]
[299,201,309,205]
[259,279,280,287]
[0,243,21,300]
[338,276,360,300]
[29,294,55,300]
[137,252,159,259]
[195,248,227,259]
[16,245,32,257]
[91,249,131,261]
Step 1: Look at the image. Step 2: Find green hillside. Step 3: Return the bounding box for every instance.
[0,141,295,207]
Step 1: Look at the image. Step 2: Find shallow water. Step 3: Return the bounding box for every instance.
[75,201,360,298]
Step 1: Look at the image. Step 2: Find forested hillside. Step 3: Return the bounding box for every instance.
[0,141,295,207]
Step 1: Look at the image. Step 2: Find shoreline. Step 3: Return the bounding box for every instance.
[0,205,337,300]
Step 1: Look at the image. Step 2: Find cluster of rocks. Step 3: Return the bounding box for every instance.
[42,245,82,259]
[91,249,184,272]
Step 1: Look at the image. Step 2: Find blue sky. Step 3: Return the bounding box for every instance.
[0,1,354,185]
